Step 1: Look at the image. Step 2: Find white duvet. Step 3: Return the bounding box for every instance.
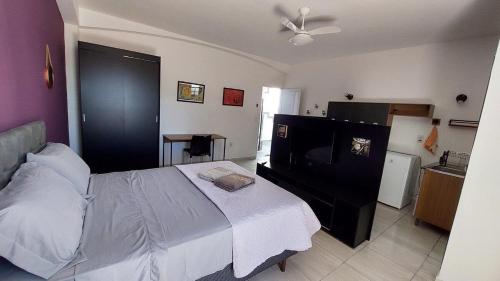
[176,161,321,278]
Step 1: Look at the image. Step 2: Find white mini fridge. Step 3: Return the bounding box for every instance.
[378,151,420,209]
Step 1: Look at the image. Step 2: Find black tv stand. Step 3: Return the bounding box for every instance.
[258,114,391,248]
[257,160,376,248]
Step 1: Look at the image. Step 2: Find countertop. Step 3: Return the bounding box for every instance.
[422,163,467,178]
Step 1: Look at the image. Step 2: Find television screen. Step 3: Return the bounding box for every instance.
[291,127,335,169]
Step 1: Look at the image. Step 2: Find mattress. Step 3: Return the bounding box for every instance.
[0,167,232,281]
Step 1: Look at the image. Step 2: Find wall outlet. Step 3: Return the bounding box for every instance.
[229,141,233,147]
[417,135,424,143]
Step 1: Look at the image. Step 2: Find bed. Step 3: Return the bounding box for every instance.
[0,121,320,281]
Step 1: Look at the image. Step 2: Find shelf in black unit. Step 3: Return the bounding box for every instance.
[258,161,335,203]
[257,161,378,248]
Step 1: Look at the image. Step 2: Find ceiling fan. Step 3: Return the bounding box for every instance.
[280,6,341,46]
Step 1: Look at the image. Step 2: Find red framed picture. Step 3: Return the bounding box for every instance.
[223,88,244,106]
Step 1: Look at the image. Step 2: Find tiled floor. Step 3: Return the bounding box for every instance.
[232,158,263,173]
[231,158,448,281]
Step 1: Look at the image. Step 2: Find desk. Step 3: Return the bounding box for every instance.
[163,134,227,166]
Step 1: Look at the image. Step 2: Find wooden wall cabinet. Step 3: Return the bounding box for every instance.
[415,169,464,231]
[327,102,434,126]
[388,103,434,117]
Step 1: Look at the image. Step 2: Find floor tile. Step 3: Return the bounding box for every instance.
[368,233,428,272]
[312,230,362,261]
[231,158,257,173]
[400,203,415,215]
[249,263,310,281]
[412,257,442,281]
[429,236,448,262]
[323,264,370,281]
[370,218,391,239]
[382,215,441,254]
[347,248,414,281]
[289,241,343,281]
[411,275,429,281]
[374,204,406,226]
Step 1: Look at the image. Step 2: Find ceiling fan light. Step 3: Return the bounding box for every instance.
[289,33,314,46]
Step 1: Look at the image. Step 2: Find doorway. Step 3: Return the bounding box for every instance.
[257,87,300,161]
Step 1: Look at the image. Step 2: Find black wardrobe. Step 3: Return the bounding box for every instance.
[79,42,160,173]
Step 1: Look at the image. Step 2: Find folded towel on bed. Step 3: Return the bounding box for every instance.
[198,167,255,192]
[198,167,234,182]
[214,173,255,192]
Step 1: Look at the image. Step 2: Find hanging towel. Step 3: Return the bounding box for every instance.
[424,126,438,154]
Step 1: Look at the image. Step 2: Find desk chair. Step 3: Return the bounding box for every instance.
[183,135,211,163]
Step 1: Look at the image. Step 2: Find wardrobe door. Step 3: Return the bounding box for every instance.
[80,48,127,173]
[122,57,160,171]
[79,42,160,173]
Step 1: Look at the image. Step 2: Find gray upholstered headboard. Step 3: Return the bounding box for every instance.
[0,121,46,189]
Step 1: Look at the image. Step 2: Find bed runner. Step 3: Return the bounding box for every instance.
[176,161,321,278]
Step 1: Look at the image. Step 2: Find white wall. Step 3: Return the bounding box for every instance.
[64,8,497,166]
[64,23,81,154]
[437,40,500,281]
[67,9,287,164]
[284,37,498,164]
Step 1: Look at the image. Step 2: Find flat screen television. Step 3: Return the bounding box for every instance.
[291,126,335,172]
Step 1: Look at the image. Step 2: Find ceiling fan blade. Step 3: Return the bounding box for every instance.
[281,17,299,33]
[304,15,336,25]
[281,15,336,32]
[309,26,342,36]
[273,4,295,20]
[280,17,301,32]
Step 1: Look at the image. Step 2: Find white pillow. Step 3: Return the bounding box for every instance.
[0,162,87,279]
[27,143,90,195]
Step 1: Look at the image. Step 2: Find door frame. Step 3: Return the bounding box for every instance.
[257,97,264,151]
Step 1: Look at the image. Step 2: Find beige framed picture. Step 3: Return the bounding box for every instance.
[277,124,288,138]
[177,81,205,104]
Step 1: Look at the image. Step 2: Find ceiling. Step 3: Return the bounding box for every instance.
[78,0,500,65]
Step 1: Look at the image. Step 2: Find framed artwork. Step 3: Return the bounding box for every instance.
[351,137,371,157]
[277,124,288,138]
[177,81,205,103]
[223,87,244,106]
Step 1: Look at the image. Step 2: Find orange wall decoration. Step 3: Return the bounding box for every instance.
[223,88,244,106]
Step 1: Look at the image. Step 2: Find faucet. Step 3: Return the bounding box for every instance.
[439,151,449,166]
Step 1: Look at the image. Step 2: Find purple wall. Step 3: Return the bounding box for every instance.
[0,0,68,143]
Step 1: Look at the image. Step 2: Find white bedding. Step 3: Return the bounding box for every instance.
[0,163,87,279]
[176,161,321,278]
[0,167,232,281]
[72,167,233,281]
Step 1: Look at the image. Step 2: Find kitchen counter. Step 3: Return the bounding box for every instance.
[423,163,466,178]
[416,164,466,231]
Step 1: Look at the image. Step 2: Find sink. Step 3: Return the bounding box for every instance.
[429,165,466,177]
